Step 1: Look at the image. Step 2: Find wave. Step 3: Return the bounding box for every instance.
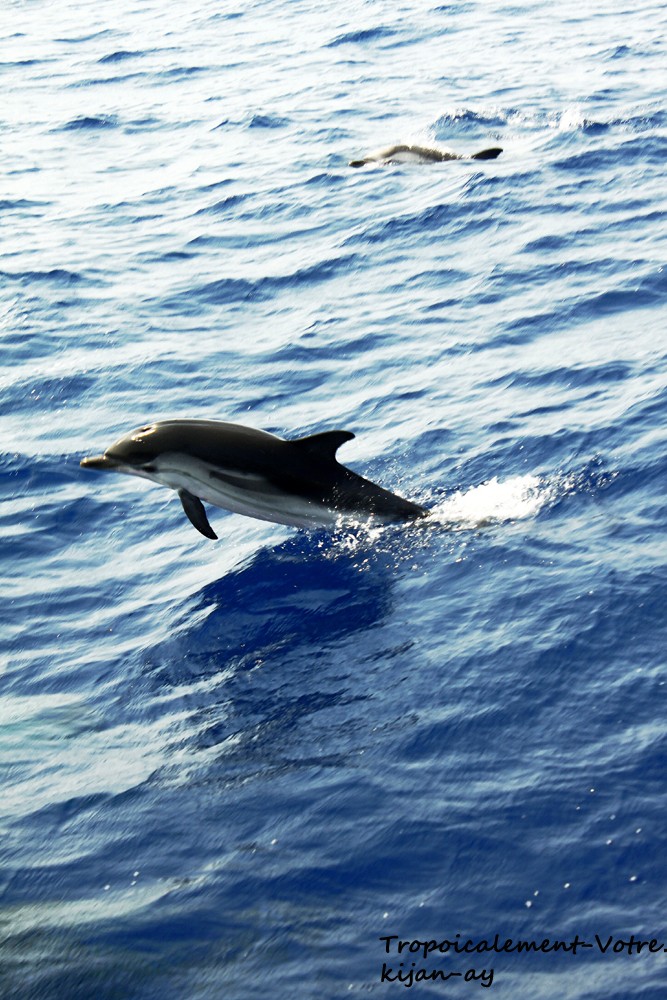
[212,112,291,130]
[0,198,50,211]
[246,113,290,129]
[97,50,144,64]
[57,115,120,131]
[155,64,208,79]
[344,197,495,247]
[0,267,90,285]
[433,103,666,139]
[326,25,397,47]
[553,133,667,170]
[159,254,360,310]
[432,108,511,131]
[499,266,666,342]
[193,193,250,216]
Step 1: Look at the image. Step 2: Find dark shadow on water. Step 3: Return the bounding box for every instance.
[138,530,401,761]
[146,531,395,680]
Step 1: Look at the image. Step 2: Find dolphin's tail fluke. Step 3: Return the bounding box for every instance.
[470,147,503,160]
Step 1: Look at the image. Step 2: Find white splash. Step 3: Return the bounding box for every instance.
[431,474,546,528]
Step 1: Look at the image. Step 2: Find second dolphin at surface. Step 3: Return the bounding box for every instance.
[349,144,502,166]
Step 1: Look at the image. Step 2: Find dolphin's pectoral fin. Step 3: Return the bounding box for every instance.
[290,430,356,463]
[178,489,218,540]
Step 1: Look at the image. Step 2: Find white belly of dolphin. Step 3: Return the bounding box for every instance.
[144,455,343,529]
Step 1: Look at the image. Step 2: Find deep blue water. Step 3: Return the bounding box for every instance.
[2,1,667,997]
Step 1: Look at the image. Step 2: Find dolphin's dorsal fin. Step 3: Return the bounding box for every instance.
[470,147,503,160]
[290,430,355,463]
[178,489,218,540]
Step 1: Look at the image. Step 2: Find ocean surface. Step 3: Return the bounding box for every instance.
[2,1,666,997]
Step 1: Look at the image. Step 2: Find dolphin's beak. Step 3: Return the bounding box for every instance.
[80,453,120,471]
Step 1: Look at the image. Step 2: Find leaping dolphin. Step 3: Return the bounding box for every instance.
[349,144,502,167]
[80,419,429,537]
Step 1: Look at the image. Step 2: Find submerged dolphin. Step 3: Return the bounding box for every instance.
[349,144,502,167]
[80,419,428,537]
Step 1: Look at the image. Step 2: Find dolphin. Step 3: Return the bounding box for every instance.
[80,419,429,537]
[349,144,502,167]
